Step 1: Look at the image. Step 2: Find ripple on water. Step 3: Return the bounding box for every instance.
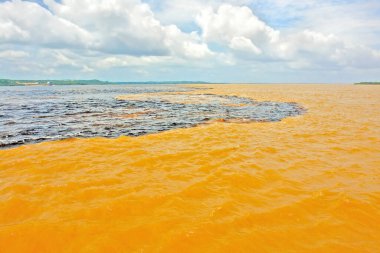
[0,85,305,148]
[0,84,379,253]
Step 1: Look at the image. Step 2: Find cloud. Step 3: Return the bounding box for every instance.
[0,0,91,48]
[0,0,212,58]
[197,4,279,47]
[229,36,262,55]
[277,30,380,69]
[274,30,344,66]
[43,0,170,55]
[249,0,380,47]
[193,3,380,70]
[95,55,174,69]
[0,0,379,82]
[43,0,214,58]
[145,0,254,26]
[0,49,29,58]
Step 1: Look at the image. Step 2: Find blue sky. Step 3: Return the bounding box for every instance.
[0,0,380,83]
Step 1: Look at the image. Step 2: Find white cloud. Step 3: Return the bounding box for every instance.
[0,21,29,41]
[0,0,212,59]
[0,0,379,82]
[0,50,30,58]
[81,65,95,73]
[249,0,380,47]
[275,30,343,62]
[197,4,279,47]
[0,0,91,48]
[146,0,254,26]
[95,55,174,68]
[43,0,214,59]
[229,36,262,55]
[162,25,214,59]
[276,29,380,69]
[43,0,170,55]
[193,3,380,70]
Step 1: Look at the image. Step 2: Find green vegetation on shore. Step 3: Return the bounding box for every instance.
[354,82,380,85]
[0,79,209,86]
[0,79,110,86]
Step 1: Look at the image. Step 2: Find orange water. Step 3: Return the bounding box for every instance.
[1,84,380,253]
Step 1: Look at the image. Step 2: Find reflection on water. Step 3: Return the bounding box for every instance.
[0,85,304,148]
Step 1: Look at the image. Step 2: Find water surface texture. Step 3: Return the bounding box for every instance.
[0,85,380,252]
[0,85,304,148]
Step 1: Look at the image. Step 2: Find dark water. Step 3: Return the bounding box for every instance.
[0,85,305,148]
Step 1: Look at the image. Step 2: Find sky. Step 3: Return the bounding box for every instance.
[0,0,380,83]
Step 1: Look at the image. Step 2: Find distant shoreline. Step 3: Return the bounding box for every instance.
[354,82,380,85]
[2,79,377,86]
[0,79,210,86]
